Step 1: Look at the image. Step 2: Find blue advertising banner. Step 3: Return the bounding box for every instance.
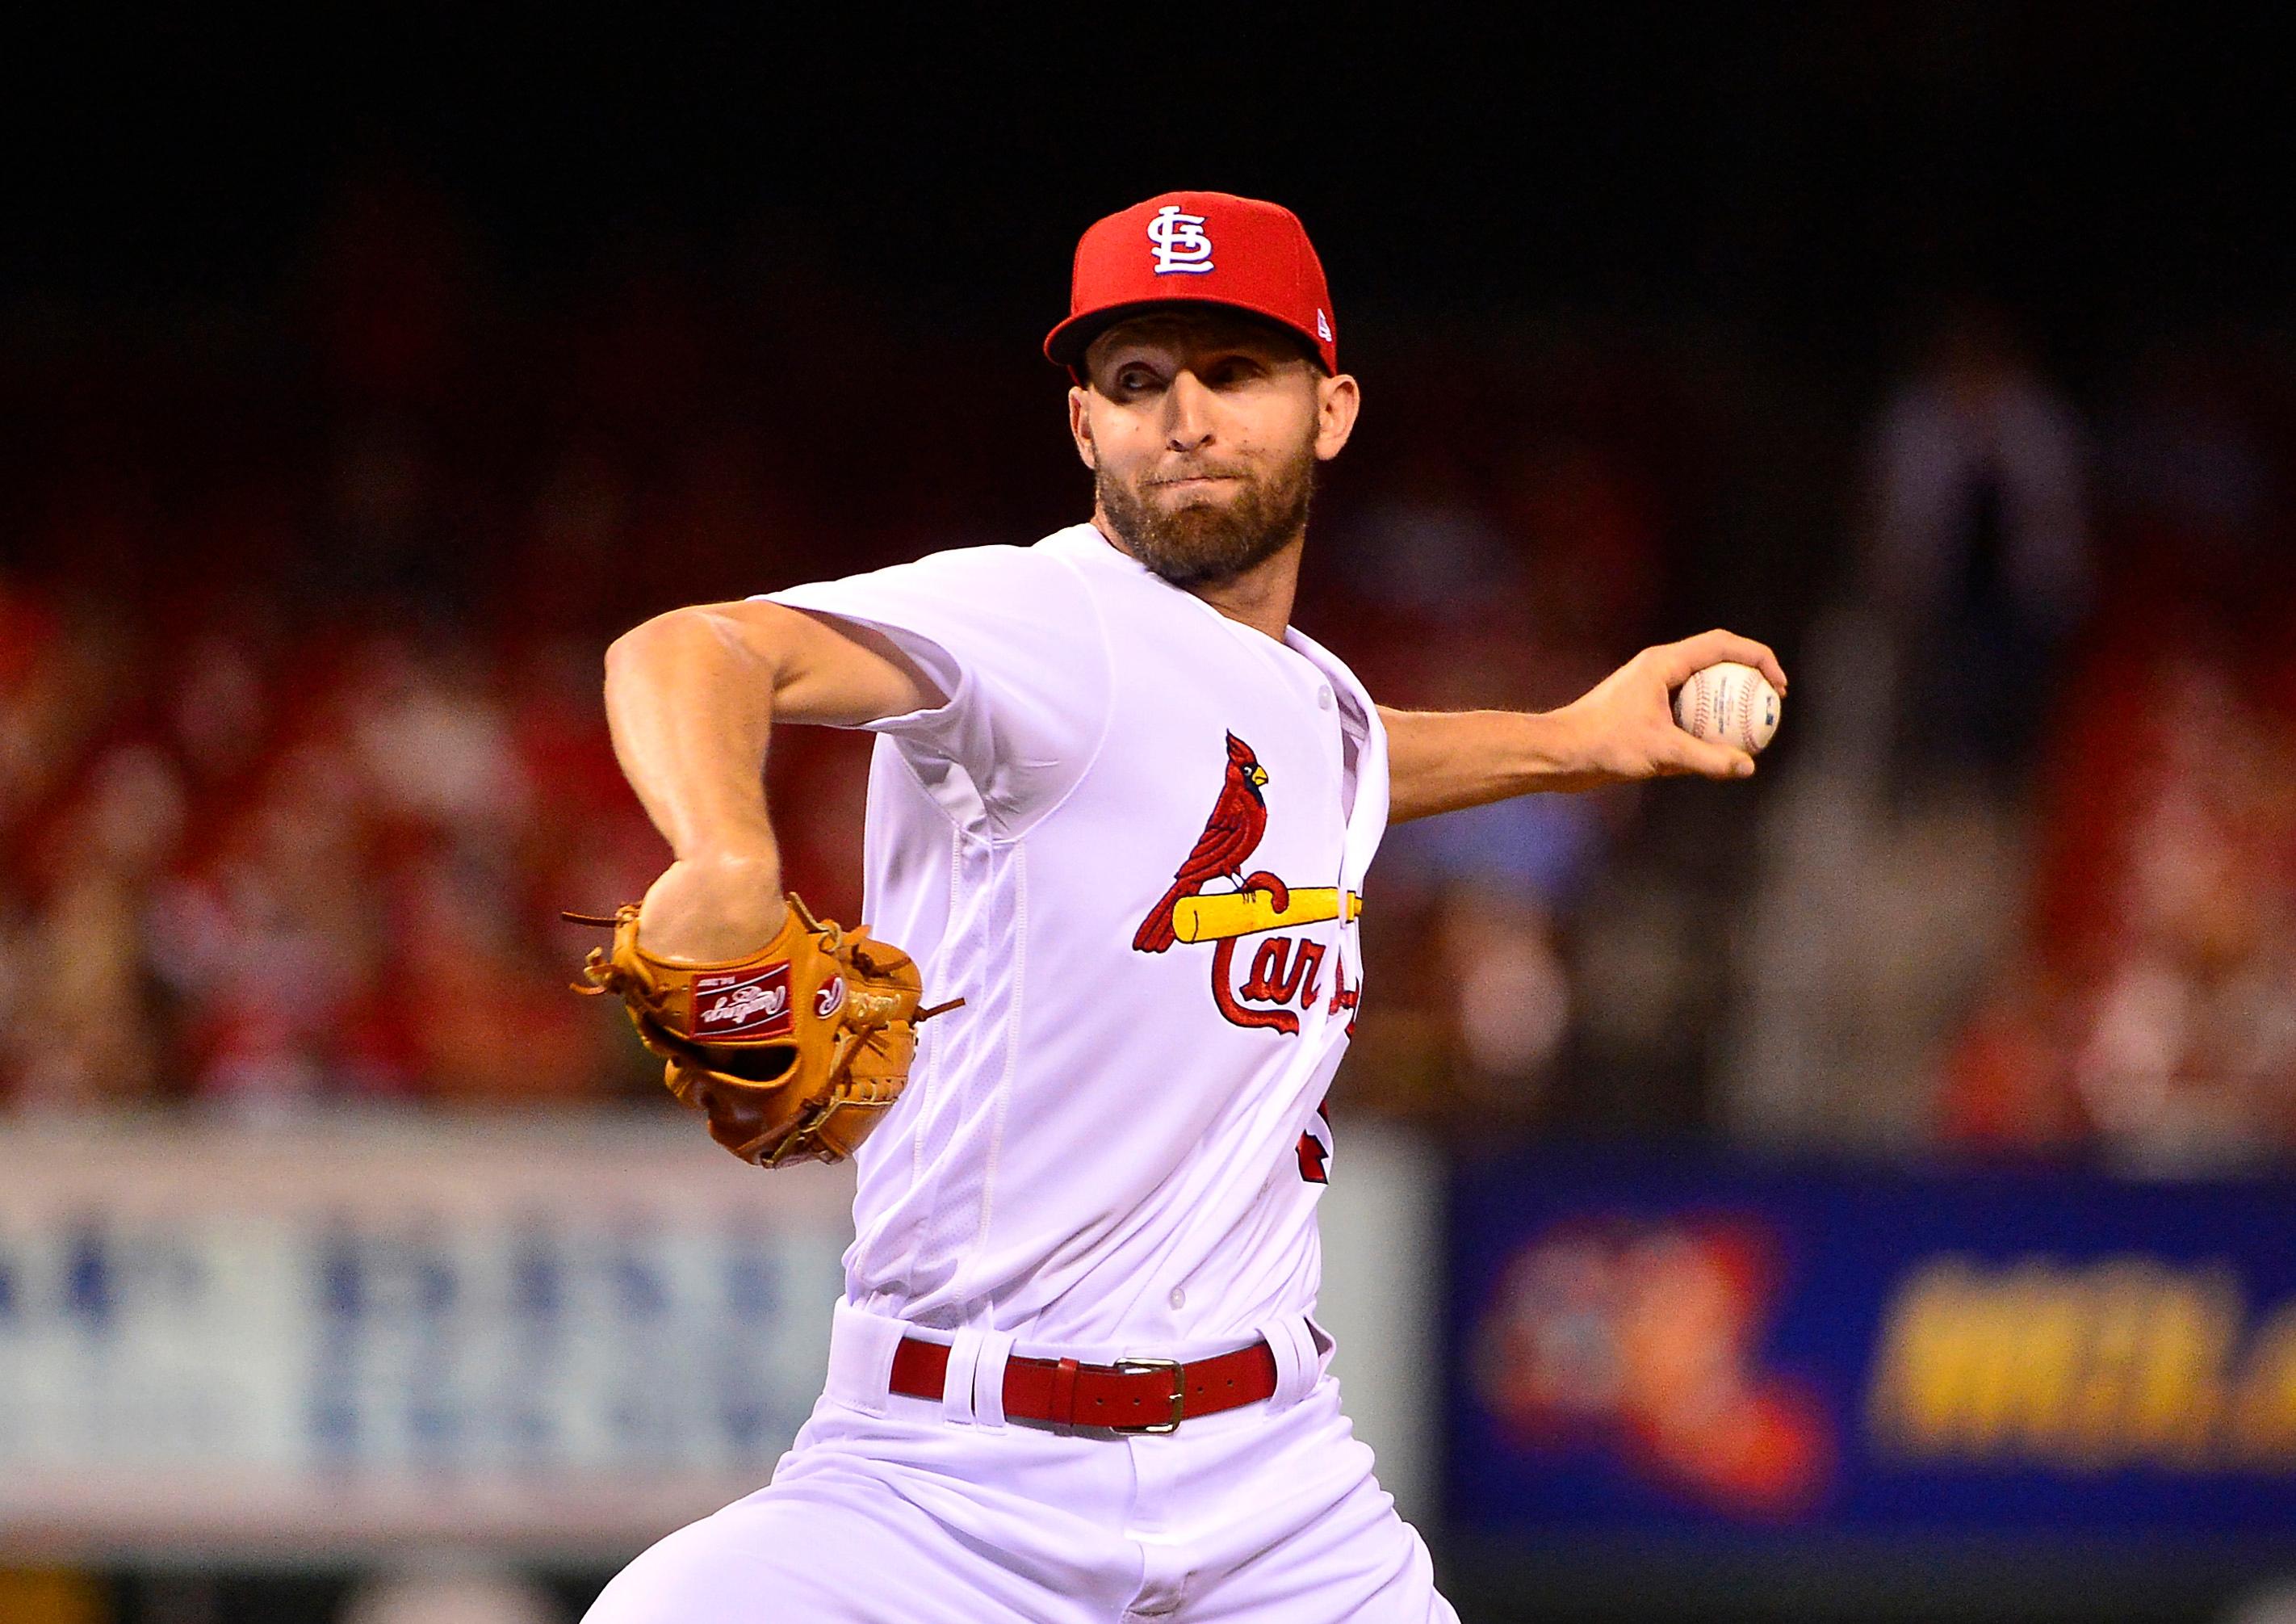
[0,1118,854,1559]
[1448,1152,2296,1544]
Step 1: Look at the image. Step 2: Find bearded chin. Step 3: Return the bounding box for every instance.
[1096,456,1316,590]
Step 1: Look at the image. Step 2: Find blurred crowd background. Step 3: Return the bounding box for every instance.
[8,7,2296,1621]
[8,174,2296,1169]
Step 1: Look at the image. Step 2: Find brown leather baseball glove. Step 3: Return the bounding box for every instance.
[564,893,958,1168]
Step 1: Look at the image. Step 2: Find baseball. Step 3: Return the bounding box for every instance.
[1672,661,1781,753]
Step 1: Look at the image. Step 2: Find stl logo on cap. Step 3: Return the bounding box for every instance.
[1046,191,1339,376]
[1146,204,1215,276]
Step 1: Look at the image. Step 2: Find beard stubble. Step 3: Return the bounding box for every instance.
[1096,434,1318,590]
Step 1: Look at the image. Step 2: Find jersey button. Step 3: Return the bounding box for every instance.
[1168,1286,1187,1310]
[1317,686,1334,710]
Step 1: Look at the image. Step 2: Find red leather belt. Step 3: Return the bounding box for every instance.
[888,1335,1278,1434]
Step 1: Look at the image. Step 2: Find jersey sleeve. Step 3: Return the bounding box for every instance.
[759,545,1110,838]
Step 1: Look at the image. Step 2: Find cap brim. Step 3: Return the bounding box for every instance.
[1043,297,1325,371]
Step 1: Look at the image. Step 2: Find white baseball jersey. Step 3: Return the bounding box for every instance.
[763,521,1388,1353]
[588,526,1456,1623]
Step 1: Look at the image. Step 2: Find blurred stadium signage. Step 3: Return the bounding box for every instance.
[0,1117,1442,1560]
[1450,1153,2296,1545]
[1871,1256,2296,1472]
[0,1117,852,1559]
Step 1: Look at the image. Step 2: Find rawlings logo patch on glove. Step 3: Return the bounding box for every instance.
[564,893,961,1168]
[693,967,794,1039]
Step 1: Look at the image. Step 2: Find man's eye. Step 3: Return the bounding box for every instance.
[1118,370,1156,392]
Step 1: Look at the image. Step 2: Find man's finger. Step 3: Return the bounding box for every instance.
[1659,730,1756,780]
[1657,628,1787,695]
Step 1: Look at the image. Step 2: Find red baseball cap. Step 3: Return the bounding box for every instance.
[1045,191,1339,377]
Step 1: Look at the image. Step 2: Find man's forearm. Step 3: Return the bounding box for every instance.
[605,608,783,868]
[1378,707,1609,823]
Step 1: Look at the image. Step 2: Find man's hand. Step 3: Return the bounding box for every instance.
[568,885,945,1169]
[1547,628,1788,788]
[1378,629,1788,820]
[636,854,790,963]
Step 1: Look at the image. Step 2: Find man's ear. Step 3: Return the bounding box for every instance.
[1068,384,1099,471]
[1313,372,1361,463]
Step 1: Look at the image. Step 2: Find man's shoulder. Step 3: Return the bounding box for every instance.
[1281,623,1374,695]
[891,526,1106,594]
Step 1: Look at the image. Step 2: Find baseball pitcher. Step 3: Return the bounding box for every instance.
[580,191,1785,1622]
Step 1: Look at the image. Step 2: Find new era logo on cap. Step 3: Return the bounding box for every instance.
[1045,191,1339,377]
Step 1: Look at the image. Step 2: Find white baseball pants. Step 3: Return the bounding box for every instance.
[585,1302,1456,1622]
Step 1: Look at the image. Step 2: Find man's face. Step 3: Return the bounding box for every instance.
[1069,312,1358,588]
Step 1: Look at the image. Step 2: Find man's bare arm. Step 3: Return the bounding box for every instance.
[1379,628,1787,823]
[602,599,939,959]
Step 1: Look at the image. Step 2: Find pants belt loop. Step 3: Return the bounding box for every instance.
[1253,1315,1319,1412]
[941,1326,988,1425]
[1050,1358,1082,1426]
[971,1329,1016,1429]
[825,1299,902,1416]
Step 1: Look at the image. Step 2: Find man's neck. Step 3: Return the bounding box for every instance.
[1190,536,1303,642]
[1089,511,1304,643]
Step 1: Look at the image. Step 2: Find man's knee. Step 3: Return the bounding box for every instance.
[581,1482,973,1624]
[584,1517,767,1623]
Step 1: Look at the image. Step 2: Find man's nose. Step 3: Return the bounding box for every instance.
[1163,371,1215,452]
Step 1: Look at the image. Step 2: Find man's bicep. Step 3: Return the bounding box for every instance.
[752,547,1108,827]
[709,599,946,728]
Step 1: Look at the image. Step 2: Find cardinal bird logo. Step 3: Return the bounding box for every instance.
[1133,732,1271,953]
[1133,731,1365,1040]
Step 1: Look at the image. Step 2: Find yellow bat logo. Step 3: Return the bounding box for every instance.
[1171,885,1364,944]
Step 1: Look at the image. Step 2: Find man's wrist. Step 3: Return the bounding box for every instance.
[1507,705,1619,794]
[1511,706,1589,779]
[672,844,781,879]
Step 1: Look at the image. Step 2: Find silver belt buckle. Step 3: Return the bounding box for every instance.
[1109,1356,1185,1434]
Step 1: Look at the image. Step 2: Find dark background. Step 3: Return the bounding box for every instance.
[11,9,2293,336]
[6,7,2296,1622]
